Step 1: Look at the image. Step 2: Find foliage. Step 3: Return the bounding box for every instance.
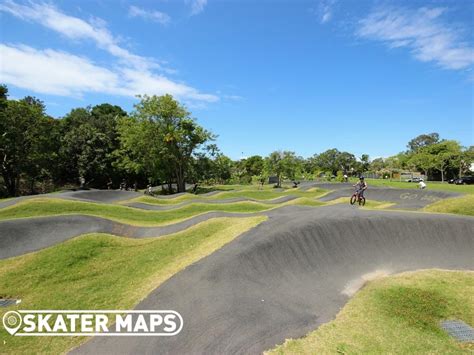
[114,94,214,192]
[0,89,59,196]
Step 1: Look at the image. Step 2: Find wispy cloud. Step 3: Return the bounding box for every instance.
[0,1,218,103]
[0,44,218,102]
[312,0,337,24]
[186,0,207,16]
[357,6,474,70]
[129,5,170,26]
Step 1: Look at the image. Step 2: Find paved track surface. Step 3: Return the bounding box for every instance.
[318,186,460,209]
[1,187,472,354]
[124,195,298,210]
[0,211,268,259]
[74,205,474,354]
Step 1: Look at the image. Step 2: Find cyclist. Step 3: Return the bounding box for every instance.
[353,176,368,200]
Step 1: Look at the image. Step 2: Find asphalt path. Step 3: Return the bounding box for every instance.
[73,205,474,354]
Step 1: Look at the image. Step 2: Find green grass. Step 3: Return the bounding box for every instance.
[424,195,474,217]
[268,270,474,354]
[323,197,394,209]
[362,178,474,194]
[0,216,266,353]
[0,198,276,226]
[130,188,328,205]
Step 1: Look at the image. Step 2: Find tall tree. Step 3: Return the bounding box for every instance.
[116,95,214,192]
[0,92,58,196]
[265,151,300,187]
[407,133,440,152]
[60,104,126,187]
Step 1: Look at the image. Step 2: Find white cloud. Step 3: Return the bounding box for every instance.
[0,1,218,103]
[0,44,219,102]
[186,0,207,16]
[357,6,474,70]
[313,0,336,24]
[0,44,119,97]
[0,0,150,69]
[129,5,171,26]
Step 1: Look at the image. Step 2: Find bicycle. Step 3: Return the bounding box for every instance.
[350,188,366,206]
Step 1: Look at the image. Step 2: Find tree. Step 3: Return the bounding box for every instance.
[425,141,461,182]
[0,93,58,196]
[312,149,340,175]
[370,158,386,172]
[243,155,264,177]
[115,95,214,193]
[60,104,126,187]
[407,133,440,152]
[265,151,300,187]
[407,151,435,177]
[360,154,370,172]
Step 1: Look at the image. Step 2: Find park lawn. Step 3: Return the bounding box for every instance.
[268,270,474,354]
[424,195,474,217]
[0,216,266,354]
[361,178,474,194]
[0,198,274,226]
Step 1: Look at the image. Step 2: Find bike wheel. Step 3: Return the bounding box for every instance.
[359,197,366,206]
[350,195,357,205]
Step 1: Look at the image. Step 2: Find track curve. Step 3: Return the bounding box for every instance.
[73,205,474,354]
[0,211,270,260]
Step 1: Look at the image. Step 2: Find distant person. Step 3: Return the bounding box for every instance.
[353,176,368,199]
[192,183,199,194]
[419,179,427,189]
[107,179,113,190]
[133,182,138,192]
[343,174,348,182]
[147,184,153,195]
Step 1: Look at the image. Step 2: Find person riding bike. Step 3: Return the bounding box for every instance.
[353,176,368,199]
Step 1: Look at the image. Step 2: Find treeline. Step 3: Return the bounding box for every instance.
[368,133,473,182]
[1,84,472,197]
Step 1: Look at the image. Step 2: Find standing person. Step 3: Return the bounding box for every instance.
[419,179,427,189]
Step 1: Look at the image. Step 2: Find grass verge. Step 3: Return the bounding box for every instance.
[268,270,474,354]
[0,198,274,226]
[424,195,474,217]
[0,216,266,353]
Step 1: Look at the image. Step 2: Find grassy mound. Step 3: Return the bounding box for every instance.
[131,188,328,205]
[0,198,274,226]
[0,216,265,353]
[323,197,394,209]
[268,270,474,354]
[424,195,474,217]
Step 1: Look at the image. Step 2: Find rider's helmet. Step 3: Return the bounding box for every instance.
[359,176,365,180]
[420,178,424,182]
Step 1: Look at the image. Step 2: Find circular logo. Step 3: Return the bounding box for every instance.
[2,311,22,335]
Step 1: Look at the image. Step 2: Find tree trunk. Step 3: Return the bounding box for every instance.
[441,169,444,182]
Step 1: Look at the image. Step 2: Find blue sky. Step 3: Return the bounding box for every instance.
[1,0,473,159]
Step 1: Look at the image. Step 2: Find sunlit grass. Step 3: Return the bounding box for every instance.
[424,195,474,217]
[0,198,274,226]
[0,216,266,353]
[268,270,474,354]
